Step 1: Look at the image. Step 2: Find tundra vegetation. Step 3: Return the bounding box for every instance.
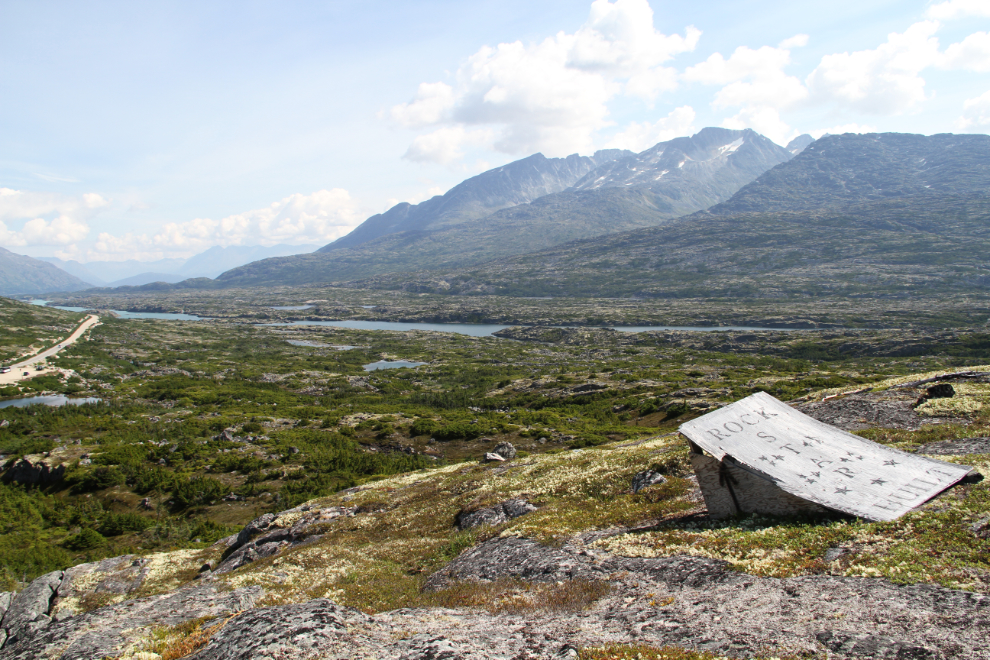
[1,295,989,658]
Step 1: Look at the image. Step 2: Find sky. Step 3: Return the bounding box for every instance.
[1,0,989,263]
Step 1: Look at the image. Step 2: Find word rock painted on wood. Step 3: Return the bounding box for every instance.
[679,392,973,521]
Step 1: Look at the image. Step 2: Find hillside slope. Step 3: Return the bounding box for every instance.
[324,151,631,251]
[0,248,91,296]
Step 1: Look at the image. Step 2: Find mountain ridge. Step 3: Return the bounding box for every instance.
[0,248,92,296]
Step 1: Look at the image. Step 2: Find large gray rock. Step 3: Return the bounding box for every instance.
[215,506,355,575]
[0,583,261,659]
[0,570,62,646]
[492,442,516,460]
[185,599,368,660]
[454,499,536,531]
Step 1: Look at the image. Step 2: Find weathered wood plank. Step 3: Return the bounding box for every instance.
[679,392,974,521]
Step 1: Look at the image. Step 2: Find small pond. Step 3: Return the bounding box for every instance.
[363,360,427,371]
[270,305,314,311]
[0,395,102,410]
[286,340,356,349]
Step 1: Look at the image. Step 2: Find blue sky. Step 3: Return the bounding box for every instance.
[1,0,988,262]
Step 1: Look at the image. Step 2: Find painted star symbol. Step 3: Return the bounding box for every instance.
[884,460,900,466]
[840,457,851,462]
[871,478,887,485]
[773,455,785,461]
[811,472,821,477]
[835,487,851,495]
[759,455,769,462]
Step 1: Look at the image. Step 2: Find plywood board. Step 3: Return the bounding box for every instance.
[679,392,973,521]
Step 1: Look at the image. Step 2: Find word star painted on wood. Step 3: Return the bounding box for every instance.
[679,392,975,521]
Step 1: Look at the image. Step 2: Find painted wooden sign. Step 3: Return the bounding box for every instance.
[679,392,974,521]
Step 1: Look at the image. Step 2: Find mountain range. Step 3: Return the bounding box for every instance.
[38,243,320,288]
[6,127,989,302]
[352,132,990,299]
[214,127,803,286]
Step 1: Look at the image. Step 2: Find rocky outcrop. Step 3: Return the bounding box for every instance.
[916,437,990,455]
[631,469,667,493]
[185,599,370,660]
[0,570,62,647]
[213,504,356,574]
[454,499,537,531]
[0,583,261,659]
[1,457,65,486]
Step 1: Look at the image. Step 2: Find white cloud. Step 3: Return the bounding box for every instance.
[927,0,990,20]
[0,188,107,223]
[940,31,990,71]
[402,126,494,165]
[779,34,810,49]
[721,107,796,146]
[684,37,808,145]
[88,189,362,261]
[806,21,941,115]
[389,0,699,162]
[957,90,990,130]
[605,105,696,151]
[390,82,456,128]
[809,123,879,139]
[0,188,106,247]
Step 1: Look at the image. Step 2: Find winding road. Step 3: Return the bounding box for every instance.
[0,314,100,386]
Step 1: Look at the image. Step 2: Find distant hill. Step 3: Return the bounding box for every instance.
[40,243,319,288]
[0,247,92,295]
[214,128,795,287]
[348,132,990,300]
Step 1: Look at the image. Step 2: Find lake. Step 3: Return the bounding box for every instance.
[286,340,356,349]
[0,395,102,410]
[363,360,427,371]
[30,300,207,320]
[263,319,798,337]
[271,305,314,310]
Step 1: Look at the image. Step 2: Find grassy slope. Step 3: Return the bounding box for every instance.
[355,192,990,299]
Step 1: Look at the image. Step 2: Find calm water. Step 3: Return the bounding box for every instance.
[286,340,356,349]
[262,320,510,336]
[263,319,796,337]
[363,360,427,371]
[271,305,314,310]
[30,300,206,320]
[0,395,102,409]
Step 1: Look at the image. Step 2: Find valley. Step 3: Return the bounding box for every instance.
[3,129,990,659]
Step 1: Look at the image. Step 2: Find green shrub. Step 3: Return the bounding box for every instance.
[79,466,126,491]
[98,512,152,536]
[63,528,106,550]
[171,476,229,508]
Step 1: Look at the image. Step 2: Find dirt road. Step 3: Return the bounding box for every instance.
[0,315,100,386]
